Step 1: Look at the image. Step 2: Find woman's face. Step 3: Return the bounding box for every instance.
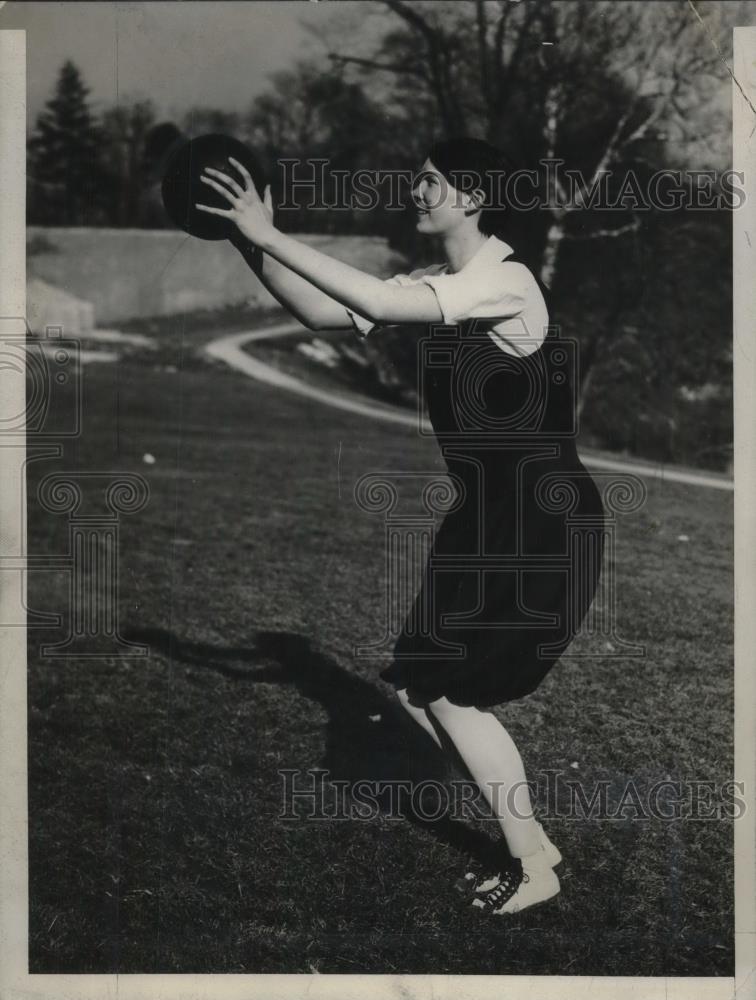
[412,158,474,236]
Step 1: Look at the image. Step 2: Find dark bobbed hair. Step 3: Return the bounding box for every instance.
[426,136,516,238]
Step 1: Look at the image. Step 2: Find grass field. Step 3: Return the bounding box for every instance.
[26,307,734,975]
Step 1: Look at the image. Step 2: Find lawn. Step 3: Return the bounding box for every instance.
[26,307,734,975]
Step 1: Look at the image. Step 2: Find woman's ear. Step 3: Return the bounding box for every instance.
[464,187,486,217]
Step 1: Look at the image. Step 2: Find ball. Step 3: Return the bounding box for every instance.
[160,133,267,241]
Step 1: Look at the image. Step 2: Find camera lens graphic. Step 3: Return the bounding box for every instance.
[0,341,50,432]
[452,344,545,431]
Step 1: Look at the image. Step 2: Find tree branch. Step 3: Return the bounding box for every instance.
[564,218,641,240]
[495,1,537,111]
[382,0,437,43]
[328,53,427,80]
[380,0,463,134]
[475,0,492,119]
[492,0,512,82]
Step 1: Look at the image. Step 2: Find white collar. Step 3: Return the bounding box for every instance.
[442,234,514,274]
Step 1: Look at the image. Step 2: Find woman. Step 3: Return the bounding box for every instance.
[197,136,605,916]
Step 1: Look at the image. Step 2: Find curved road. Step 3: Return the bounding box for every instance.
[204,322,734,493]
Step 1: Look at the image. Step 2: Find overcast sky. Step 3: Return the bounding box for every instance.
[0,0,745,169]
[0,1,340,127]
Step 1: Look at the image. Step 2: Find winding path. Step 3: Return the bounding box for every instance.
[204,322,734,493]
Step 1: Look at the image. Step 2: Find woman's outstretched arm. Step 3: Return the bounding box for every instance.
[198,158,444,328]
[230,227,359,333]
[256,228,442,326]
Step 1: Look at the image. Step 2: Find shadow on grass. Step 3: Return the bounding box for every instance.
[122,624,500,868]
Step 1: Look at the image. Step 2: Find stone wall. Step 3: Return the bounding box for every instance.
[27,227,407,324]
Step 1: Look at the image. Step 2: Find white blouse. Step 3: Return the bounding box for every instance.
[347,234,549,358]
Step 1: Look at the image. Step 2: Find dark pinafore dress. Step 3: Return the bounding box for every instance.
[380,255,605,709]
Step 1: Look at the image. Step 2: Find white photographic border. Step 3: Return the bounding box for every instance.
[0,17,754,1000]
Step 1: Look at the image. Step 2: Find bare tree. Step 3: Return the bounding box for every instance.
[328,0,741,283]
[181,107,242,140]
[324,0,745,413]
[101,100,157,226]
[535,1,738,285]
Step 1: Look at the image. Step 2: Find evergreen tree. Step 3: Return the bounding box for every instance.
[28,60,105,225]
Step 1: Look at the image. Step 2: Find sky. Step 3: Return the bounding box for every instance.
[0,1,344,127]
[0,0,746,167]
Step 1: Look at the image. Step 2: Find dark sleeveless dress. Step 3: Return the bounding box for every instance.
[380,256,605,709]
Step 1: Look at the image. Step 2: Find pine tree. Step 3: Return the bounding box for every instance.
[28,60,105,225]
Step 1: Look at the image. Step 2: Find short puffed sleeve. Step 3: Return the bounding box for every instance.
[416,261,530,327]
[420,260,548,356]
[347,266,444,338]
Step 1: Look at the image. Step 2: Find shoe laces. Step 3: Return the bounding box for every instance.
[477,865,527,912]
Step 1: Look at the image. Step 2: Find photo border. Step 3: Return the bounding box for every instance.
[0,16,754,1000]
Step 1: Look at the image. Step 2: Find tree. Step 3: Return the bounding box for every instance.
[139,121,187,229]
[181,107,242,139]
[100,100,157,226]
[245,62,394,234]
[329,0,740,280]
[28,60,106,225]
[324,0,745,414]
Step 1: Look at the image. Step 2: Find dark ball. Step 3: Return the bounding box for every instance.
[160,133,267,241]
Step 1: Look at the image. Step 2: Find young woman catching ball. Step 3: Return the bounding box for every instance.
[196,136,605,916]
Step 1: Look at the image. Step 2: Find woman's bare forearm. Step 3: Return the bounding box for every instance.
[199,168,440,328]
[231,235,354,331]
[259,228,441,326]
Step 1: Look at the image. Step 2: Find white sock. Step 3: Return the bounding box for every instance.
[520,848,553,874]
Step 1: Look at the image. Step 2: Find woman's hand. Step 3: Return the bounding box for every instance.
[196,157,275,247]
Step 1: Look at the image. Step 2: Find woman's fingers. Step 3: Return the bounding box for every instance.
[199,174,237,204]
[263,185,274,221]
[228,156,260,201]
[203,166,244,198]
[195,203,234,217]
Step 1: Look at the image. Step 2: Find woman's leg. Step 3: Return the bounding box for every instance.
[396,687,443,749]
[424,695,560,913]
[424,695,540,859]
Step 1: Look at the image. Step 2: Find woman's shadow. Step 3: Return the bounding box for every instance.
[122,624,499,867]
